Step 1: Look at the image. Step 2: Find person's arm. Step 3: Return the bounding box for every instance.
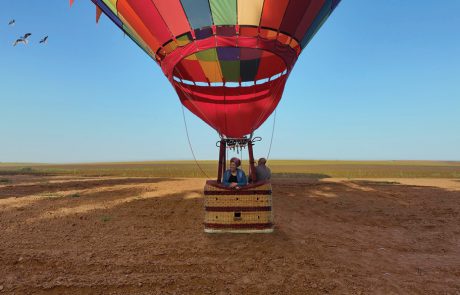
[222,170,230,187]
[237,170,248,186]
[267,167,272,180]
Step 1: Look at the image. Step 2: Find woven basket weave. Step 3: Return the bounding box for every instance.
[205,194,272,207]
[204,181,274,233]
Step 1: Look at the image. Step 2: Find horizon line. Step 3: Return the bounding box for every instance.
[1,159,460,166]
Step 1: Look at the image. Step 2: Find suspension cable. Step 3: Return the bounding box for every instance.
[181,104,210,179]
[266,109,277,160]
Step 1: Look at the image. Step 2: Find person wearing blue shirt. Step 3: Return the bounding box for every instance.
[222,157,247,189]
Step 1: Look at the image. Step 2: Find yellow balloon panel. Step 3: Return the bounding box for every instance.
[237,0,264,26]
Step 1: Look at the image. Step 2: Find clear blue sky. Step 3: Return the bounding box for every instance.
[1,1,459,163]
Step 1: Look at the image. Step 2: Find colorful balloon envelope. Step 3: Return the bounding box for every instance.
[90,0,342,138]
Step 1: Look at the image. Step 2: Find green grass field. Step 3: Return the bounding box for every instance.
[1,160,459,179]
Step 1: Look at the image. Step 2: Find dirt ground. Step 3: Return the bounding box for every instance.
[0,175,459,295]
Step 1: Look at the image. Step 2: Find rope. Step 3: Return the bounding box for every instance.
[181,104,210,179]
[266,109,277,160]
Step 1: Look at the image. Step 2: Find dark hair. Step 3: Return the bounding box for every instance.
[230,157,241,167]
[258,158,267,165]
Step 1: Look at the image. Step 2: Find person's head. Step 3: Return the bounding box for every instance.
[258,158,267,166]
[229,157,241,172]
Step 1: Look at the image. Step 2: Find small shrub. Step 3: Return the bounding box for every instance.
[100,216,111,222]
[352,180,400,186]
[68,193,81,198]
[0,178,10,183]
[41,192,61,199]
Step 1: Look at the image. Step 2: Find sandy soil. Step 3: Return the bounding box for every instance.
[0,175,459,295]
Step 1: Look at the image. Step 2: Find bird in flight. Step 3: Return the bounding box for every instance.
[39,36,48,44]
[8,20,15,26]
[13,33,32,46]
[13,38,27,46]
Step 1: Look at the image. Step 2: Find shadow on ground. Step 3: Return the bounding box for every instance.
[0,177,176,199]
[272,173,331,180]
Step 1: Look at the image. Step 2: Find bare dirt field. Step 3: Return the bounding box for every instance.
[1,175,459,294]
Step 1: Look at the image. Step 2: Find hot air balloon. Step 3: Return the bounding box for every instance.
[78,0,342,232]
[83,0,341,179]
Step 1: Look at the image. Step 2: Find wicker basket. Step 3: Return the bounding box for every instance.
[204,180,274,233]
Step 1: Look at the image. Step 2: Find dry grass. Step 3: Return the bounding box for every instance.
[1,160,459,179]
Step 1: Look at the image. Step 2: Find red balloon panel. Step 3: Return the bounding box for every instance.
[174,76,288,138]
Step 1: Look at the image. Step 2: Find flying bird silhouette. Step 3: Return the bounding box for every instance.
[13,38,27,46]
[13,33,32,46]
[8,20,15,26]
[39,36,48,44]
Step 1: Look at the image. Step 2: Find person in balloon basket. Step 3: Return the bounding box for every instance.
[223,157,248,189]
[255,157,271,182]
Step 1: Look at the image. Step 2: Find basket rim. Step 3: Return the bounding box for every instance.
[205,180,271,190]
